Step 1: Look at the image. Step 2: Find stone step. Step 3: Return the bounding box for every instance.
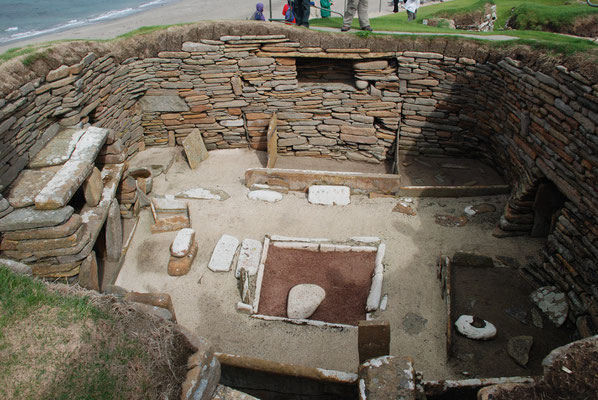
[0,206,74,232]
[1,215,82,241]
[6,167,61,208]
[34,126,109,210]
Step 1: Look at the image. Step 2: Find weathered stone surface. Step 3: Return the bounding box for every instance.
[35,127,108,210]
[171,228,196,257]
[0,206,73,232]
[79,251,99,291]
[83,167,103,207]
[235,238,262,278]
[1,214,82,240]
[308,185,350,206]
[7,167,60,208]
[182,42,220,52]
[0,224,85,252]
[358,320,390,364]
[31,260,80,278]
[354,60,388,70]
[393,202,416,216]
[125,292,177,321]
[208,234,239,272]
[0,258,32,276]
[28,127,86,168]
[366,272,383,311]
[175,188,229,201]
[106,199,122,262]
[530,286,569,327]
[181,356,220,400]
[183,129,209,169]
[212,385,259,400]
[455,315,497,340]
[358,356,417,400]
[138,95,190,112]
[507,335,533,367]
[287,284,326,319]
[247,190,282,202]
[168,241,198,276]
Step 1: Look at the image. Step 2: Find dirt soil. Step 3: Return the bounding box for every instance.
[115,147,547,379]
[450,265,576,378]
[258,247,377,325]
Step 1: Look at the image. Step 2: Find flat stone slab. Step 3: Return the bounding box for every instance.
[208,234,240,272]
[6,167,60,208]
[1,214,82,241]
[0,206,73,232]
[138,95,190,112]
[152,196,188,212]
[34,127,108,210]
[507,335,533,367]
[235,239,262,278]
[28,126,86,168]
[530,286,568,327]
[247,190,282,202]
[308,185,350,206]
[175,188,229,201]
[182,129,209,169]
[287,284,326,319]
[366,272,383,311]
[455,315,497,340]
[171,228,196,257]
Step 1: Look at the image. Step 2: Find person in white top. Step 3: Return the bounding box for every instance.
[405,0,420,21]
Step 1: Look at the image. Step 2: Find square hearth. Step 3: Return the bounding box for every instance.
[252,237,384,326]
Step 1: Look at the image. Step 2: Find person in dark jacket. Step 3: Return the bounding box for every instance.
[293,0,311,27]
[252,3,266,20]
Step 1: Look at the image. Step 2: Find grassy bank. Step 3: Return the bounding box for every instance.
[0,266,191,399]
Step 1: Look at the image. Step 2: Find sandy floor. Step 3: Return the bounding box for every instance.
[115,147,545,379]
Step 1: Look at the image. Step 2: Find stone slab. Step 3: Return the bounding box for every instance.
[0,205,73,232]
[208,234,240,272]
[245,168,400,194]
[28,126,86,168]
[266,113,278,168]
[35,127,108,210]
[175,188,229,201]
[366,272,383,311]
[6,167,61,208]
[247,190,282,202]
[152,196,188,212]
[235,238,262,278]
[358,320,391,364]
[83,167,103,207]
[530,286,569,327]
[183,129,209,170]
[171,228,196,257]
[31,261,80,278]
[308,185,350,206]
[105,199,122,262]
[358,356,416,400]
[79,251,100,291]
[1,214,82,241]
[139,95,190,112]
[1,224,85,252]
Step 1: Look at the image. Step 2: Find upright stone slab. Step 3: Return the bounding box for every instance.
[0,206,74,232]
[28,126,86,168]
[105,199,122,262]
[358,320,391,364]
[208,234,240,272]
[266,113,278,168]
[79,251,100,291]
[235,239,262,277]
[183,129,209,170]
[308,185,351,206]
[358,356,417,400]
[83,167,103,207]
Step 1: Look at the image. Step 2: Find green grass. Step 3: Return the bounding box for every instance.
[310,0,598,55]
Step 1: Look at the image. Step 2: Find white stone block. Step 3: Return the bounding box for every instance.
[366,272,383,312]
[248,190,282,203]
[308,185,350,206]
[171,228,195,257]
[208,234,240,272]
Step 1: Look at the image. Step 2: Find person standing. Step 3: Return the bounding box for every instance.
[320,0,334,18]
[393,0,402,13]
[283,0,296,24]
[341,0,372,32]
[405,0,420,21]
[293,0,311,27]
[251,3,266,20]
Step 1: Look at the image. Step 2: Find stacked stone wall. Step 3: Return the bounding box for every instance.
[0,22,597,334]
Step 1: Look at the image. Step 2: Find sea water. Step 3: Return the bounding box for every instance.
[0,0,178,45]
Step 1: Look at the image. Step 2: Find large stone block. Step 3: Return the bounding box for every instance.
[358,320,391,364]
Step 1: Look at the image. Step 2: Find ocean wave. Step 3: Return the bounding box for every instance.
[0,0,175,44]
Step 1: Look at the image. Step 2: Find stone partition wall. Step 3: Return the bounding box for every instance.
[0,21,597,335]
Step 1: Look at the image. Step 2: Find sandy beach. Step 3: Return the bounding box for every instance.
[0,0,412,55]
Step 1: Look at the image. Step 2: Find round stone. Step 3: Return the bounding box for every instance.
[287,284,326,319]
[455,315,497,340]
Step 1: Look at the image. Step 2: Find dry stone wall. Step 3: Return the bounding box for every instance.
[0,22,597,335]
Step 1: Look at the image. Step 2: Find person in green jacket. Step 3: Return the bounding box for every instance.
[320,0,334,18]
